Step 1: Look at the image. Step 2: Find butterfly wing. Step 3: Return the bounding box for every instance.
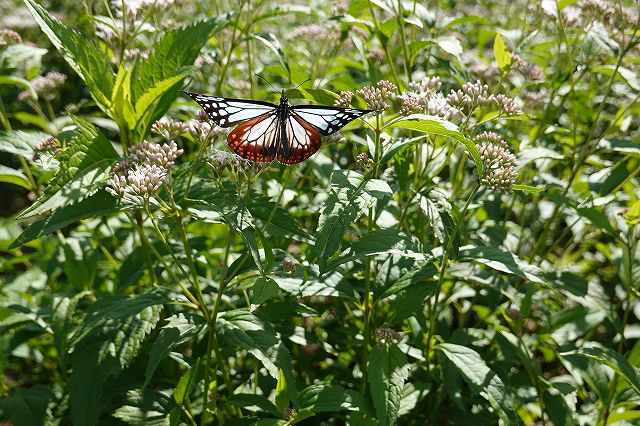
[290,105,371,136]
[277,114,322,165]
[184,92,277,127]
[227,111,281,162]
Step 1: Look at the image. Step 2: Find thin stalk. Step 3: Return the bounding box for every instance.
[132,211,158,283]
[367,0,402,88]
[425,184,480,362]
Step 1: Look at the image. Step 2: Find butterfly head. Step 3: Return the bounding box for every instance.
[279,90,288,106]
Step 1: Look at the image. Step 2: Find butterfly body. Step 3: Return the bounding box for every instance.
[185,90,370,164]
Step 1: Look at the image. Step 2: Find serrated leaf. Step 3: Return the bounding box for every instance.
[387,114,483,177]
[458,245,548,284]
[299,384,366,413]
[560,343,640,396]
[438,343,521,425]
[18,119,118,218]
[113,389,174,426]
[253,277,282,305]
[217,309,298,407]
[145,314,204,387]
[174,359,201,406]
[10,190,117,248]
[493,33,512,71]
[368,345,409,426]
[0,384,52,426]
[24,0,114,111]
[313,170,392,272]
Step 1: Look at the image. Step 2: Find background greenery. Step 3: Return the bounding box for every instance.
[1,0,639,425]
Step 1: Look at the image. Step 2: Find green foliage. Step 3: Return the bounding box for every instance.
[2,0,640,424]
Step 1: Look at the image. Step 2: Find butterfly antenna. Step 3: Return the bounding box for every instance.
[256,74,279,92]
[286,78,311,96]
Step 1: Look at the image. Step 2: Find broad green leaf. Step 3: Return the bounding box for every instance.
[218,310,298,407]
[368,345,409,426]
[493,33,512,71]
[560,344,640,396]
[458,245,548,284]
[275,369,290,414]
[24,0,114,111]
[0,165,31,189]
[145,314,205,387]
[380,262,438,298]
[438,343,521,425]
[17,119,118,218]
[576,207,617,238]
[387,114,483,177]
[0,384,52,426]
[113,389,174,426]
[313,170,392,272]
[299,384,366,413]
[70,303,162,425]
[0,130,51,158]
[10,190,117,248]
[253,277,282,304]
[272,272,358,300]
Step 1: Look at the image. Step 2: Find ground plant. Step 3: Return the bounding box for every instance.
[1,0,640,424]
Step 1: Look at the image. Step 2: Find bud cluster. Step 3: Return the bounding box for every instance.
[477,138,519,192]
[151,119,190,141]
[32,137,62,161]
[375,327,402,348]
[208,149,251,173]
[367,48,386,63]
[356,80,397,113]
[0,29,21,45]
[106,141,183,199]
[333,91,354,108]
[19,72,67,101]
[355,152,373,169]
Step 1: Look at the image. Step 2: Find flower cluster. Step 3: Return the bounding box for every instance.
[426,92,461,120]
[398,76,443,115]
[333,91,354,108]
[357,80,397,113]
[32,136,61,161]
[375,327,402,348]
[476,136,518,191]
[355,152,373,169]
[187,120,226,144]
[330,0,348,15]
[151,119,190,141]
[208,149,251,173]
[282,259,296,273]
[19,72,67,101]
[286,24,341,44]
[0,29,21,45]
[446,80,521,116]
[106,141,182,199]
[367,48,385,63]
[511,54,544,81]
[494,94,522,116]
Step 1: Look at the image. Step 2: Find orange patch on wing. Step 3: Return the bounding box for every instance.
[277,117,322,165]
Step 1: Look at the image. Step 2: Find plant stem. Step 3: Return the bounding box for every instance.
[425,184,479,363]
[132,211,157,284]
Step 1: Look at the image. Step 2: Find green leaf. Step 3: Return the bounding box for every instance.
[70,302,162,425]
[145,314,205,387]
[438,343,521,425]
[253,277,282,305]
[493,33,512,71]
[174,359,201,406]
[0,165,31,189]
[248,33,291,79]
[299,384,365,413]
[0,384,52,426]
[24,0,114,111]
[387,114,483,177]
[560,343,640,396]
[275,369,290,414]
[512,184,545,194]
[576,207,617,238]
[10,190,117,248]
[113,389,174,426]
[313,170,392,272]
[218,310,298,407]
[368,345,409,426]
[458,245,548,284]
[380,262,438,298]
[228,394,281,417]
[17,118,118,218]
[0,130,51,158]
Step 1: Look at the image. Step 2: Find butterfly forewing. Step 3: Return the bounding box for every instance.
[291,106,371,135]
[184,92,277,127]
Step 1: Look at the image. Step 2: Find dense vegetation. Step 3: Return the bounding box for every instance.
[1,0,640,424]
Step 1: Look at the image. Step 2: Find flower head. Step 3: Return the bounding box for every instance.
[375,327,401,348]
[0,29,21,45]
[128,140,183,169]
[477,139,519,192]
[151,119,189,141]
[367,48,385,63]
[356,80,397,113]
[333,91,354,108]
[32,136,62,161]
[19,72,67,100]
[355,152,373,169]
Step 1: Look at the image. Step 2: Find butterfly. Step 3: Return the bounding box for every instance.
[184,90,371,164]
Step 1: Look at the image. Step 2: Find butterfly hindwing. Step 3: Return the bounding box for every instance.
[291,105,371,136]
[277,115,322,165]
[227,112,280,162]
[184,92,277,127]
